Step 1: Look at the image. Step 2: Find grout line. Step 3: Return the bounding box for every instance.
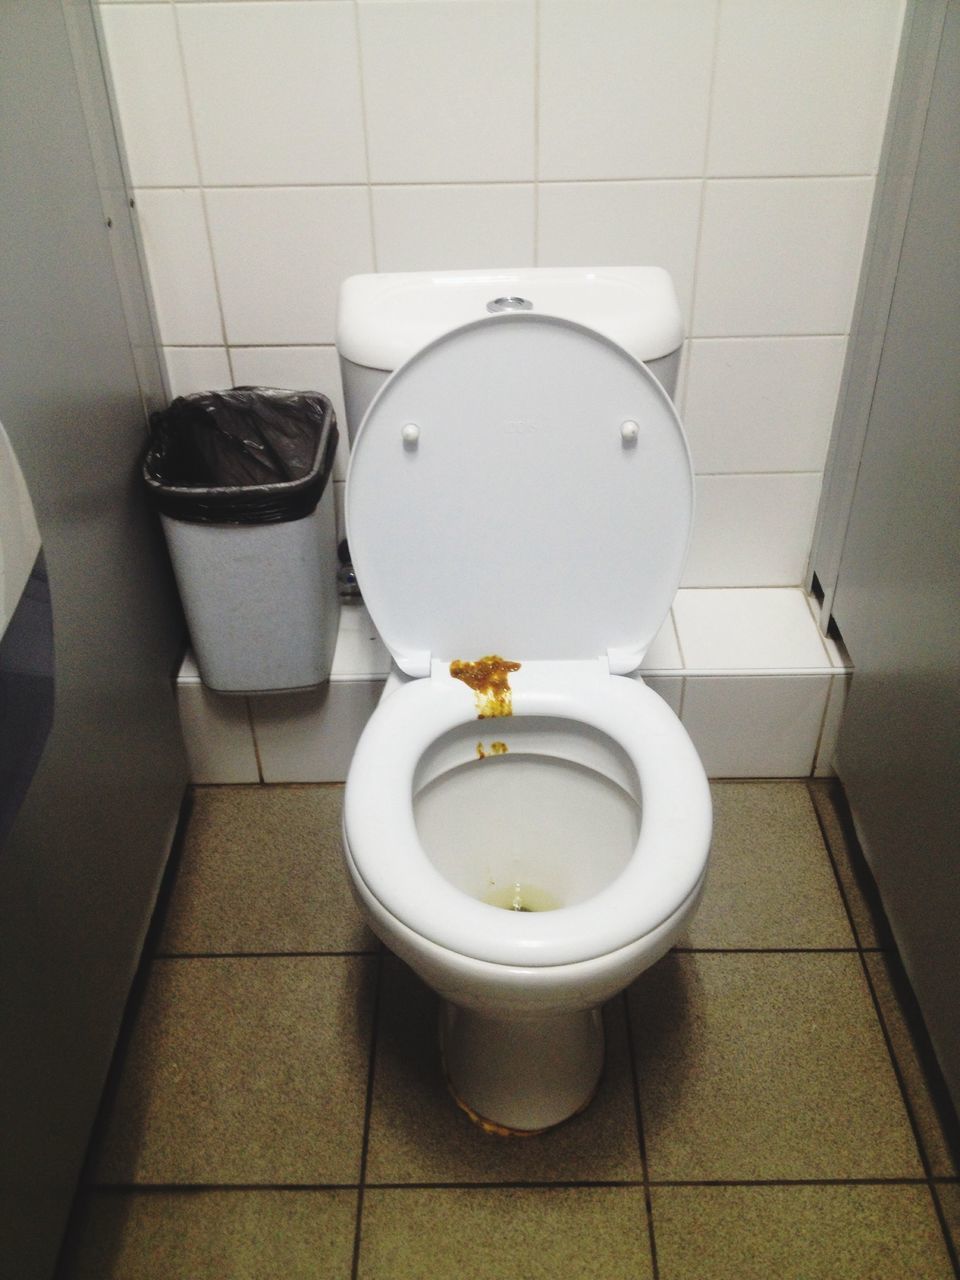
[350,949,384,1280]
[532,0,541,263]
[682,0,723,347]
[351,0,378,272]
[153,950,378,961]
[622,992,660,1280]
[807,673,835,779]
[86,1175,949,1193]
[188,779,346,791]
[91,1182,362,1194]
[646,1176,938,1189]
[666,607,686,671]
[168,4,234,375]
[246,696,264,783]
[125,176,877,191]
[671,946,862,954]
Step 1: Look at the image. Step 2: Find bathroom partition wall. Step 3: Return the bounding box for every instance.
[811,0,960,1110]
[0,3,188,1275]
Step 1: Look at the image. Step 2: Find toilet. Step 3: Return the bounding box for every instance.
[338,268,712,1135]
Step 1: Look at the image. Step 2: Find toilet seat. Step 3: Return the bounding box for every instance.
[343,660,711,969]
[345,312,693,678]
[343,311,710,970]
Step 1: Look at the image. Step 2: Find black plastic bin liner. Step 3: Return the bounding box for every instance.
[143,387,338,525]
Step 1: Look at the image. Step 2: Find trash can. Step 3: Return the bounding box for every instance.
[144,387,340,694]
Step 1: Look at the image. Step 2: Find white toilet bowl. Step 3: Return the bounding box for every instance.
[337,282,712,1133]
[343,661,710,1133]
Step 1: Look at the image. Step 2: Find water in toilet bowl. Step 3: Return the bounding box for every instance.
[413,725,641,915]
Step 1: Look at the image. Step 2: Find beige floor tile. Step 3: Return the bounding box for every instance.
[865,952,960,1179]
[358,1187,653,1280]
[629,952,923,1181]
[160,785,376,955]
[93,956,374,1185]
[807,779,893,950]
[679,782,854,949]
[61,1189,357,1280]
[364,957,644,1184]
[652,1184,954,1280]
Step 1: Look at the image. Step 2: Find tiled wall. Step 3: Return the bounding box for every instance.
[178,587,853,783]
[98,0,903,587]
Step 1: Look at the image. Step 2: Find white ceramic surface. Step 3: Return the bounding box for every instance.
[177,1,366,187]
[163,347,233,399]
[682,473,823,588]
[357,0,536,184]
[135,190,223,346]
[205,187,374,346]
[682,336,847,474]
[673,588,832,673]
[537,0,717,180]
[536,182,702,325]
[693,177,875,337]
[707,0,904,176]
[99,5,197,186]
[371,185,536,274]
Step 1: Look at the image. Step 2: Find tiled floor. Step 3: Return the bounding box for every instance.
[57,781,960,1279]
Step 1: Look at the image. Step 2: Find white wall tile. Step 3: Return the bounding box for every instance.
[331,601,391,680]
[204,187,374,345]
[538,0,717,179]
[229,346,349,479]
[163,347,233,398]
[358,0,535,183]
[708,0,904,177]
[176,2,367,185]
[251,680,384,783]
[639,611,682,672]
[636,675,682,716]
[693,178,874,337]
[814,672,850,777]
[99,5,198,186]
[673,588,831,672]
[682,473,822,587]
[372,185,535,272]
[681,674,830,777]
[135,189,223,344]
[537,181,702,324]
[176,677,260,784]
[682,337,846,473]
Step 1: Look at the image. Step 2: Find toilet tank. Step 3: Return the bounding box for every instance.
[336,267,684,444]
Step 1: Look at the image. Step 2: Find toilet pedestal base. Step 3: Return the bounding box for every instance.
[439,1002,605,1135]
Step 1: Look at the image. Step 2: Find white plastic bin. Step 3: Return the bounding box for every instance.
[145,388,340,694]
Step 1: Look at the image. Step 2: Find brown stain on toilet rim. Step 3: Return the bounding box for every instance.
[450,655,521,718]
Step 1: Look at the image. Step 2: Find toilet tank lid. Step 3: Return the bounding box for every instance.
[336,266,684,372]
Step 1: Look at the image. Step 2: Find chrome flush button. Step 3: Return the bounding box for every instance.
[486,296,533,313]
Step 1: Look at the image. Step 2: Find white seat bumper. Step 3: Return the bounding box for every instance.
[343,661,712,968]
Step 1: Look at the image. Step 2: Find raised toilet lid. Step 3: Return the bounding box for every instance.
[346,312,693,676]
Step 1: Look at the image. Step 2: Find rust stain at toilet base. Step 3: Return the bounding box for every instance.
[476,740,509,759]
[450,655,521,718]
[444,1072,599,1139]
